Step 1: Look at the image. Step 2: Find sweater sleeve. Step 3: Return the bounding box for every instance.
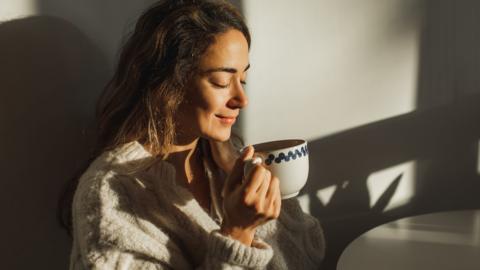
[254,197,326,269]
[280,198,326,264]
[200,231,273,269]
[71,169,273,270]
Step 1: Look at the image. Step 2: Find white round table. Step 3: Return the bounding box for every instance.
[337,210,480,270]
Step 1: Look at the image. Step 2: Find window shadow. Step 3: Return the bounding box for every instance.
[304,93,480,268]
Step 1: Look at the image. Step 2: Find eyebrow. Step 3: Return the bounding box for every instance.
[204,64,250,74]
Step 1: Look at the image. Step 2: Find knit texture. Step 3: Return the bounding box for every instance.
[69,141,325,269]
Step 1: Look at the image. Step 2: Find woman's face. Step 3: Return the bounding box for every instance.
[177,29,249,143]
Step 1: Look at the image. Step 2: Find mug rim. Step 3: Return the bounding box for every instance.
[251,139,306,152]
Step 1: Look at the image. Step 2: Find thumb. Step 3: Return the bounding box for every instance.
[222,145,254,197]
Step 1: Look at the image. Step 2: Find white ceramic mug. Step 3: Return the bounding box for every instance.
[243,139,309,199]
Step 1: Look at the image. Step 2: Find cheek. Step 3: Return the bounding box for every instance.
[196,95,230,133]
[186,80,230,130]
[196,91,227,116]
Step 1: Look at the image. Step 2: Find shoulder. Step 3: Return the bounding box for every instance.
[72,148,184,265]
[74,140,158,204]
[72,142,167,248]
[71,163,191,268]
[72,160,139,240]
[73,163,126,218]
[73,140,168,227]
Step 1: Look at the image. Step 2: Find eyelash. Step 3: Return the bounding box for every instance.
[211,82,228,89]
[211,81,247,88]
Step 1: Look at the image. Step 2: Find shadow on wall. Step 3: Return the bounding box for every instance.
[0,1,244,269]
[302,0,480,269]
[0,16,108,269]
[304,93,480,269]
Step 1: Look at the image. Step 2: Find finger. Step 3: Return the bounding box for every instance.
[242,165,267,195]
[222,145,254,197]
[273,187,282,218]
[252,171,270,212]
[265,176,279,202]
[265,176,281,218]
[243,156,262,183]
[256,170,271,199]
[265,177,278,217]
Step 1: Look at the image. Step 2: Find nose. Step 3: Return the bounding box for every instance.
[227,81,248,109]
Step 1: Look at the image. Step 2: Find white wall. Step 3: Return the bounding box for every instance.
[243,0,421,143]
[243,0,422,212]
[0,0,38,20]
[242,3,480,265]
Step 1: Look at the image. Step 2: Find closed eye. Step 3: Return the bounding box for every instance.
[209,80,246,88]
[210,81,229,88]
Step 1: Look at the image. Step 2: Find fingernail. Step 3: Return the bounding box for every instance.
[251,156,262,164]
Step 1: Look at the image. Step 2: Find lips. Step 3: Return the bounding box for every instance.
[216,114,237,125]
[216,115,237,119]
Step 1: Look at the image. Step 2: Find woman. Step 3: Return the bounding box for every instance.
[63,0,325,269]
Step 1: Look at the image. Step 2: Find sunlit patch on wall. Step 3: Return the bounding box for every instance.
[315,185,337,206]
[0,1,39,21]
[367,160,416,212]
[296,185,337,214]
[297,194,311,214]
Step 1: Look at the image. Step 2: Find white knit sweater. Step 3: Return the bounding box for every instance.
[69,141,325,269]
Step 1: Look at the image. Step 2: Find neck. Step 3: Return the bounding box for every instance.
[165,137,202,185]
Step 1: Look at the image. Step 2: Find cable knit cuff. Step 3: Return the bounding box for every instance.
[207,230,273,267]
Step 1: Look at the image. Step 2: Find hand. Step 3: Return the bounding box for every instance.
[220,146,282,246]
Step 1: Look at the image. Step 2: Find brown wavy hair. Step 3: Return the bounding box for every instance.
[58,0,250,235]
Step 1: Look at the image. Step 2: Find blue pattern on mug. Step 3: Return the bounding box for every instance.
[265,145,309,165]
